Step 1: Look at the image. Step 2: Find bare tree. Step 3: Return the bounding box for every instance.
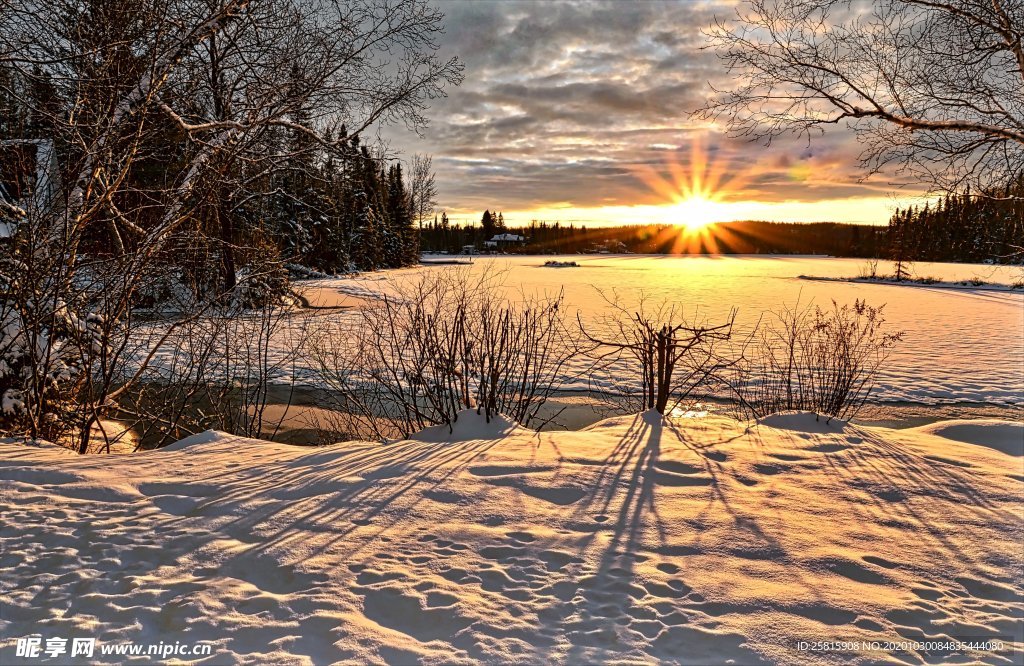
[0,0,263,449]
[704,0,1024,197]
[409,153,438,229]
[2,0,461,276]
[0,0,462,451]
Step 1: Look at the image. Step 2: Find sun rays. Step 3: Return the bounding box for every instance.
[630,137,757,253]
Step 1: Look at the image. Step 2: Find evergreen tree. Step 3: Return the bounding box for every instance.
[382,163,408,266]
[481,209,495,242]
[887,180,1024,266]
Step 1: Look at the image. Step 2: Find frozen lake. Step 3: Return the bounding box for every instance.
[324,255,1024,408]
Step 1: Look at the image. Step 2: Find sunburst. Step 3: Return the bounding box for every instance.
[631,137,754,253]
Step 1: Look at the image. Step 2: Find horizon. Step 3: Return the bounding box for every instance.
[435,212,897,229]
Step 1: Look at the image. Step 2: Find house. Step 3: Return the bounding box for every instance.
[483,233,526,250]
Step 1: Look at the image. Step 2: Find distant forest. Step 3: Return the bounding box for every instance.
[421,216,886,257]
[889,183,1023,264]
[421,194,1022,263]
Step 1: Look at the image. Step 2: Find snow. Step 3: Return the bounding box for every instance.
[757,410,849,432]
[910,420,1024,457]
[800,275,1024,293]
[410,409,524,442]
[161,428,240,451]
[295,275,392,303]
[2,411,1021,664]
[290,256,1024,407]
[1,389,24,415]
[0,437,73,455]
[293,282,369,309]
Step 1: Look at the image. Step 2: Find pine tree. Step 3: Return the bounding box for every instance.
[382,163,410,267]
[887,180,1023,266]
[349,144,383,269]
[481,209,495,243]
[271,63,322,266]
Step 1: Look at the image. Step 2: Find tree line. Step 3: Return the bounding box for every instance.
[889,181,1024,266]
[421,219,889,258]
[421,200,1019,264]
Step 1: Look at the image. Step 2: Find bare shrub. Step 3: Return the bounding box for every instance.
[580,293,738,415]
[733,299,903,421]
[117,299,305,449]
[857,258,879,280]
[470,291,579,425]
[0,236,304,453]
[0,203,190,451]
[308,269,581,439]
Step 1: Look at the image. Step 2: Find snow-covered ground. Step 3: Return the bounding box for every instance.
[2,410,1021,664]
[800,275,1024,292]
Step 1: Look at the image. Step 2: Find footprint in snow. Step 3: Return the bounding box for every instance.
[653,460,704,475]
[862,555,900,569]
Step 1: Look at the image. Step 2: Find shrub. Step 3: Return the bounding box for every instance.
[580,293,738,415]
[308,269,581,439]
[119,301,303,449]
[857,258,880,279]
[733,299,903,421]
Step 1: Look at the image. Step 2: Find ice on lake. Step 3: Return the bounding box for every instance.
[317,255,1023,407]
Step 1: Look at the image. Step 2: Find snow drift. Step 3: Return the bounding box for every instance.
[910,420,1024,457]
[1,411,1021,664]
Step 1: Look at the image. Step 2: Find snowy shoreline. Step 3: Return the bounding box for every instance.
[2,410,1021,664]
[798,274,1024,292]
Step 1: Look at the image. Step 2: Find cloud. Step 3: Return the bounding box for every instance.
[379,0,913,224]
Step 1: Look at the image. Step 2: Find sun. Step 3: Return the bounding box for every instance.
[628,135,757,253]
[631,137,748,234]
[673,194,727,232]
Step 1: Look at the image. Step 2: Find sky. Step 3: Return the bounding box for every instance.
[383,0,925,228]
